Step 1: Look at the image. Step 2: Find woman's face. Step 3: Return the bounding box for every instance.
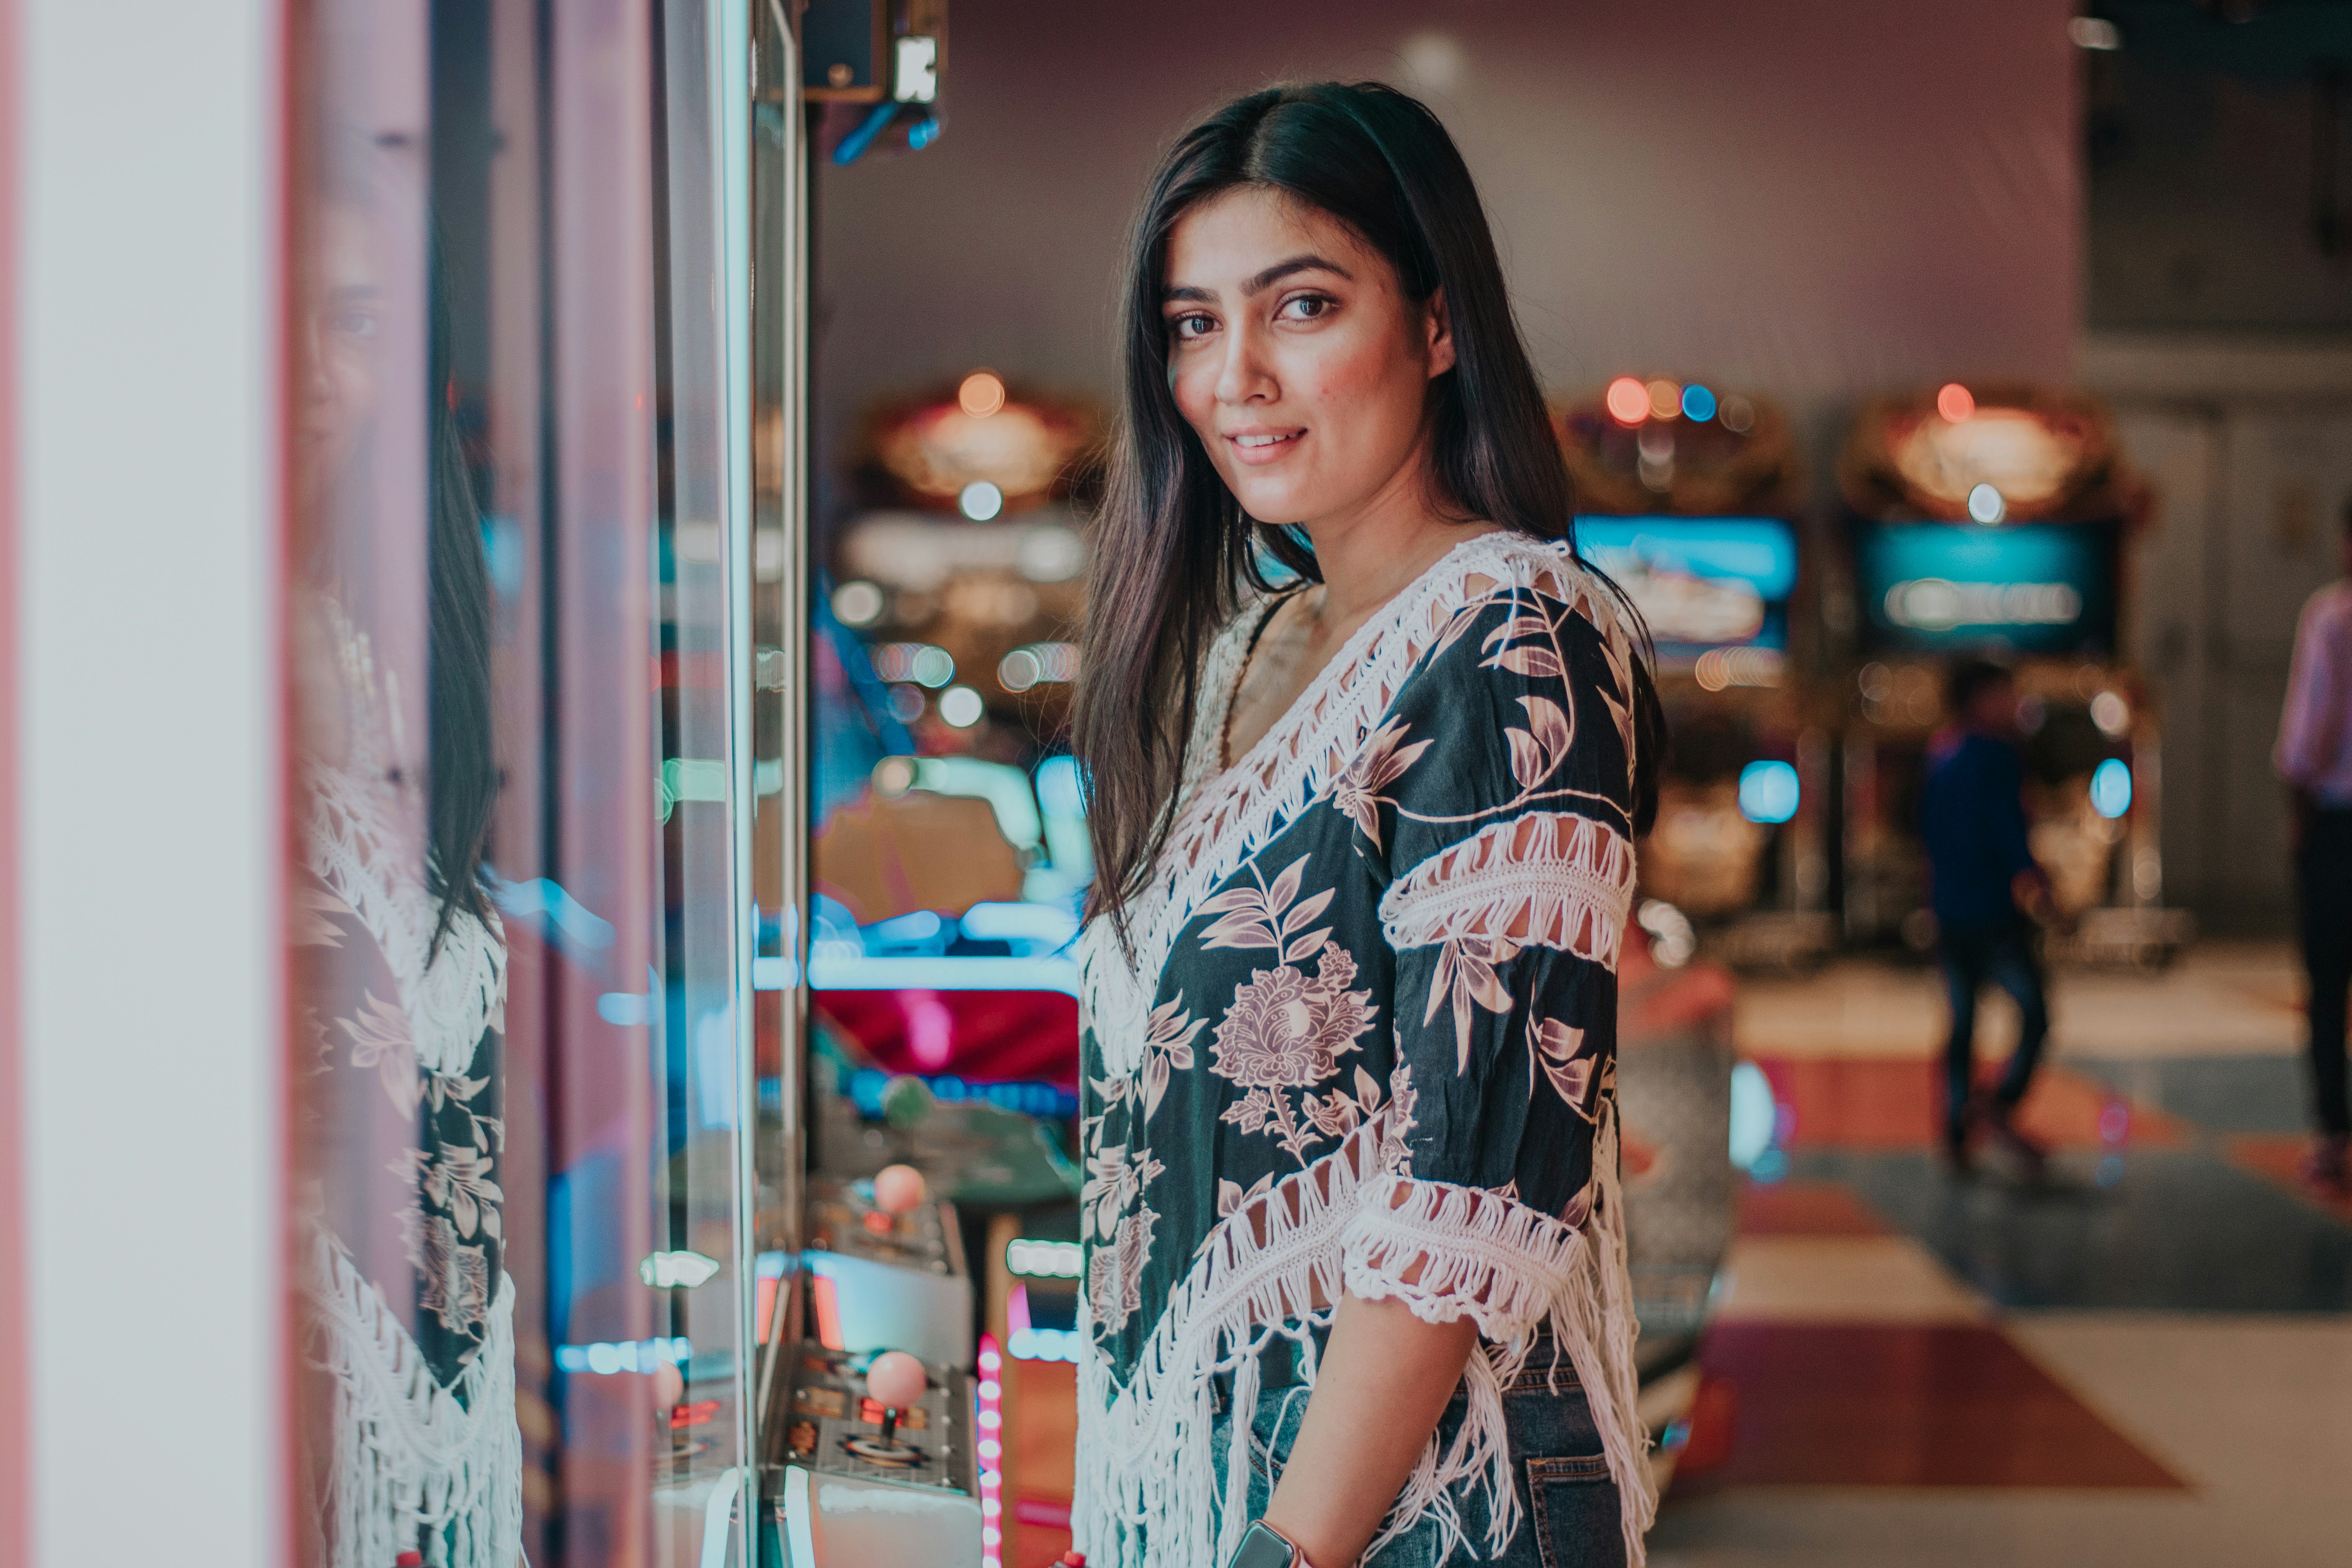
[299,205,384,507]
[1162,187,1453,530]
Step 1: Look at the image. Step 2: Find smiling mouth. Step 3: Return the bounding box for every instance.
[1227,430,1304,460]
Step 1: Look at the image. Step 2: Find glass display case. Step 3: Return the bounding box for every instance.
[285,4,989,1564]
[287,1,773,1562]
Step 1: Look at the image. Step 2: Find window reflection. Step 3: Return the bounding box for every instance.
[291,119,517,1568]
[291,3,763,1564]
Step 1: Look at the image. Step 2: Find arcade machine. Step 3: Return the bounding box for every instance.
[742,5,1049,1565]
[1552,376,1784,1495]
[1836,384,2190,966]
[1557,376,1836,971]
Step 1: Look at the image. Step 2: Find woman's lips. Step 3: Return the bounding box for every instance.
[1224,429,1304,466]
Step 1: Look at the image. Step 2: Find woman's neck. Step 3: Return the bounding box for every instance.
[1297,444,1495,625]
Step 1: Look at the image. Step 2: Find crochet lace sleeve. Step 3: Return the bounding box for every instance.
[1345,565,1643,1329]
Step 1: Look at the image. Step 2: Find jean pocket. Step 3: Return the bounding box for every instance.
[1526,1454,1622,1568]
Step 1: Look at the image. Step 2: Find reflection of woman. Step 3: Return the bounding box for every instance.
[292,178,518,1568]
[1069,86,1663,1567]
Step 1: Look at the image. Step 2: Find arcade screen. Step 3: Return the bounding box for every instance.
[1853,519,2116,656]
[1572,516,1797,664]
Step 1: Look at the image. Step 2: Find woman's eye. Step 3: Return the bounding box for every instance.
[332,311,379,338]
[1170,313,1215,342]
[1279,294,1333,322]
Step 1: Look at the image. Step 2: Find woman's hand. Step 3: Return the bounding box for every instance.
[1254,1292,1480,1568]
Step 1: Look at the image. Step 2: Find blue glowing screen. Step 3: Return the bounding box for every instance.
[1574,516,1797,658]
[1853,521,2116,655]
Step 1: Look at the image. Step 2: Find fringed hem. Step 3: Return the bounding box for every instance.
[305,1235,523,1568]
[1072,1105,1654,1568]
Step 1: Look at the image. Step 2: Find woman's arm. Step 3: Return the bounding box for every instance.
[1256,1292,1480,1568]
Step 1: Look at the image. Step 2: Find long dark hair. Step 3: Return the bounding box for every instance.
[1073,81,1664,932]
[425,251,497,956]
[315,132,498,957]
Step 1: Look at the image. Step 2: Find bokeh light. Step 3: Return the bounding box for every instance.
[1966,481,2006,524]
[1681,383,1717,422]
[938,685,985,727]
[1937,382,1976,422]
[1604,376,1649,424]
[1737,759,1801,824]
[959,480,1004,521]
[958,370,1007,418]
[1646,379,1682,420]
[831,579,885,626]
[2090,757,2133,819]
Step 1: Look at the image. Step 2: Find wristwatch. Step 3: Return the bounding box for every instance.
[1226,1519,1309,1568]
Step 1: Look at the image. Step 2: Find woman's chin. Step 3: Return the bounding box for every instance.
[1229,479,1315,529]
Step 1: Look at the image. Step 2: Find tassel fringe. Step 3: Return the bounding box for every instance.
[305,1235,522,1568]
[1073,1106,1655,1568]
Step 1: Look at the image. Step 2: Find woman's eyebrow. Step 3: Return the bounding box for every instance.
[1161,254,1354,306]
[1241,254,1350,295]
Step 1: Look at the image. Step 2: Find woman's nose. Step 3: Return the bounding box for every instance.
[1213,321,1275,406]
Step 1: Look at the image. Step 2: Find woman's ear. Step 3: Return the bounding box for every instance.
[1424,287,1457,378]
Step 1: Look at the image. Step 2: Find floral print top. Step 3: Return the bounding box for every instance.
[294,597,521,1568]
[1072,532,1654,1568]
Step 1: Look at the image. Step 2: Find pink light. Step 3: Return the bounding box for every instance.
[902,988,955,1070]
[1937,382,1975,423]
[1604,376,1649,425]
[977,1331,1007,1568]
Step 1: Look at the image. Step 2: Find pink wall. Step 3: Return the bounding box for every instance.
[814,0,2080,484]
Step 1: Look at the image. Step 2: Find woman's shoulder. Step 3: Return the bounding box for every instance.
[1409,529,1641,684]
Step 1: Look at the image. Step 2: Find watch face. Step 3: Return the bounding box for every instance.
[1229,1521,1298,1568]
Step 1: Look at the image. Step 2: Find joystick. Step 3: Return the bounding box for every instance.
[871,1163,928,1216]
[842,1349,930,1466]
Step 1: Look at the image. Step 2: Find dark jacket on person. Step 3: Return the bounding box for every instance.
[1918,728,2035,933]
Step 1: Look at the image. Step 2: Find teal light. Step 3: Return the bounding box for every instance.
[1681,383,1717,422]
[2090,757,2133,818]
[1738,759,1800,824]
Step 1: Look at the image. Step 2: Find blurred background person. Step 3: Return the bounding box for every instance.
[2277,503,2352,1194]
[1919,659,2065,1177]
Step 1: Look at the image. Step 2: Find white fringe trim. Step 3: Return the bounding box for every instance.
[305,1234,523,1568]
[1072,1105,1654,1568]
[1378,811,1638,966]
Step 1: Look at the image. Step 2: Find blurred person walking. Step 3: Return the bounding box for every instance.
[1919,659,2064,1176]
[2276,503,2352,1194]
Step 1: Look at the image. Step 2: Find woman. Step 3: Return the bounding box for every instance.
[1070,83,1664,1568]
[292,155,519,1568]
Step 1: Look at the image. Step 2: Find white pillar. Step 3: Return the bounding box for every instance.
[14,2,285,1565]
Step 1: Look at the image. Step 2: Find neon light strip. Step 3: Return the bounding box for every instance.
[810,1273,844,1350]
[809,953,1079,996]
[976,1335,1005,1568]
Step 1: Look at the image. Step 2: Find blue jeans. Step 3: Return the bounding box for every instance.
[1211,1338,1625,1568]
[1936,919,2049,1145]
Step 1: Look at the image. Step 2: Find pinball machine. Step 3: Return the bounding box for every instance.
[1836,384,2192,966]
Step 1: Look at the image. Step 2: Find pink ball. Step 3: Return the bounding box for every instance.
[872,1164,928,1216]
[866,1350,928,1410]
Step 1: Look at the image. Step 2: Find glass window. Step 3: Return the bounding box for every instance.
[288,3,768,1563]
